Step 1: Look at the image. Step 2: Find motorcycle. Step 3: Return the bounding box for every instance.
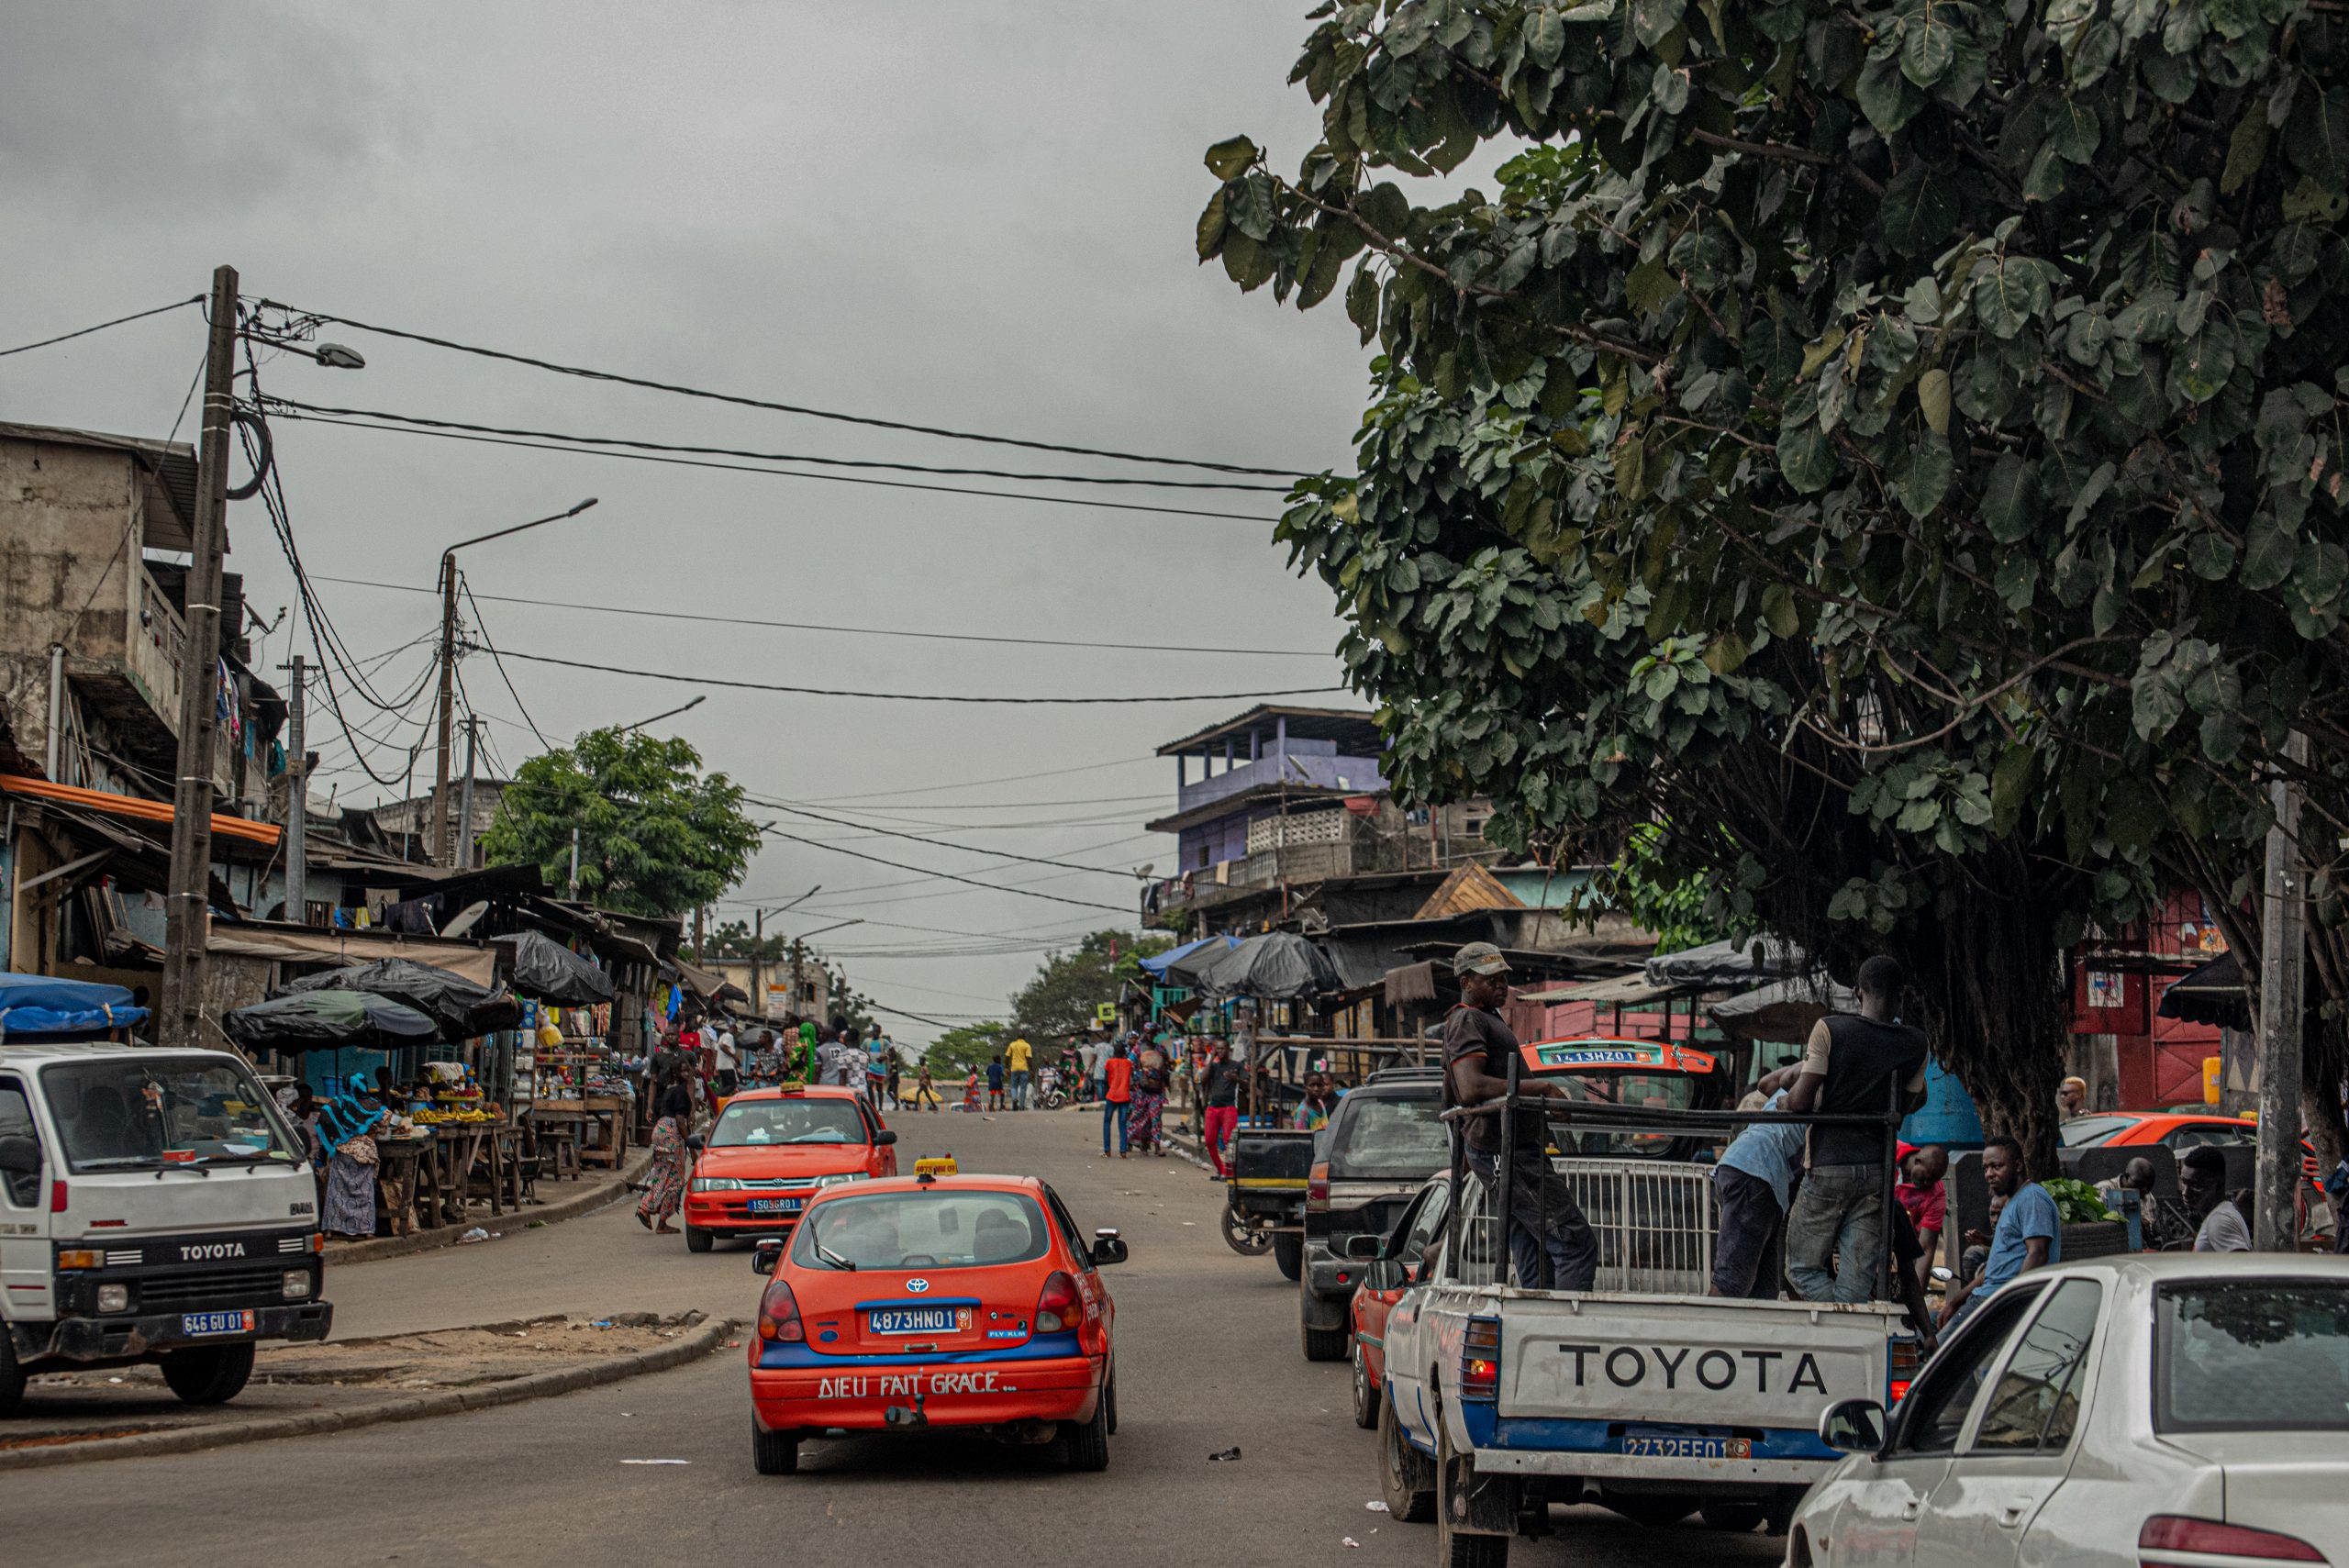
[1036,1066,1070,1110]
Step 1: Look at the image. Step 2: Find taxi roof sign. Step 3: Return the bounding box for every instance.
[914,1155,959,1177]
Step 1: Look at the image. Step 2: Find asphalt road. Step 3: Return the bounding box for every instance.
[0,1105,1780,1568]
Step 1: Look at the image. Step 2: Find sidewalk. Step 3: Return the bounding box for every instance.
[326,1148,652,1266]
[0,1310,730,1471]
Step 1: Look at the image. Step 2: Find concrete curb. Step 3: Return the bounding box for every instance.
[327,1149,654,1267]
[0,1314,736,1473]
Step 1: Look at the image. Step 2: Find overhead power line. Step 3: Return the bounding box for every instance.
[262,408,1286,525]
[313,573,1333,659]
[0,295,202,359]
[750,796,1140,876]
[472,644,1347,706]
[804,755,1156,804]
[761,828,1133,912]
[258,396,1288,493]
[257,300,1304,477]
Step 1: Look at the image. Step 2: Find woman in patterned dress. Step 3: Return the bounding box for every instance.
[636,1072,693,1234]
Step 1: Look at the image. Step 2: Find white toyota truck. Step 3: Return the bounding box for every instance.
[1361,1038,1921,1563]
[2,1040,332,1415]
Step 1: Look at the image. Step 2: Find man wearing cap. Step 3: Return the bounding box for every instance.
[1443,943,1599,1291]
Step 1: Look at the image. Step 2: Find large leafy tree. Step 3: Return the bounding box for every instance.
[482,727,761,920]
[1201,0,2349,1161]
[1008,929,1178,1038]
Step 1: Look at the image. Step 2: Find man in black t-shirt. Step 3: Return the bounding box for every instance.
[1784,955,1931,1302]
[1443,943,1599,1291]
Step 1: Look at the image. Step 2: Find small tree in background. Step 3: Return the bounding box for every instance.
[1008,930,1179,1039]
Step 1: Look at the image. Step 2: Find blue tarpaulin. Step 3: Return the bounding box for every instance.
[0,972,148,1038]
[1139,934,1240,979]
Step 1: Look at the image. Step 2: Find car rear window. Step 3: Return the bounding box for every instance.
[2158,1281,2349,1432]
[1328,1094,1448,1179]
[791,1190,1050,1272]
[2058,1116,2133,1148]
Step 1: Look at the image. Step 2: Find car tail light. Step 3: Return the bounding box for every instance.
[1035,1270,1083,1333]
[50,1179,67,1213]
[1887,1338,1922,1406]
[2139,1516,2323,1562]
[756,1278,805,1343]
[1460,1315,1501,1402]
[1307,1162,1330,1211]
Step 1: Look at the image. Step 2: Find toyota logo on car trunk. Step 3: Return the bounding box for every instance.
[905,1278,930,1294]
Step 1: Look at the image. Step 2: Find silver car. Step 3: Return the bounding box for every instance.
[1789,1253,2348,1566]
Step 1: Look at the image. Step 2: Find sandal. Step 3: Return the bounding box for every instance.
[636,1210,652,1230]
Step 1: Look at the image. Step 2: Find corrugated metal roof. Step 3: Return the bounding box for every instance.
[1412,862,1525,920]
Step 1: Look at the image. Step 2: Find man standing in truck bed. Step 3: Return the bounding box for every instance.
[1442,942,1599,1291]
[1785,955,1931,1303]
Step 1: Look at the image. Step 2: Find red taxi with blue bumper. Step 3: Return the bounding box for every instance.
[683,1084,896,1252]
[744,1172,1124,1474]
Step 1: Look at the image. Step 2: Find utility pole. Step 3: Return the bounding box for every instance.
[284,653,306,924]
[693,903,706,962]
[431,555,457,865]
[568,827,580,900]
[159,264,239,1049]
[751,908,766,1019]
[2255,730,2310,1251]
[792,938,806,1023]
[455,715,479,871]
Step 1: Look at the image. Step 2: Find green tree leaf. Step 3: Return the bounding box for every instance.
[1881,161,1957,254]
[1900,6,1956,85]
[1204,136,1259,181]
[1776,422,1836,493]
[1916,367,1952,434]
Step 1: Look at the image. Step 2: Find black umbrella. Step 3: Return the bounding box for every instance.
[496,929,617,1006]
[221,990,440,1052]
[2157,951,2247,1031]
[278,958,524,1040]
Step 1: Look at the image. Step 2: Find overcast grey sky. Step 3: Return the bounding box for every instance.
[0,2,1383,1040]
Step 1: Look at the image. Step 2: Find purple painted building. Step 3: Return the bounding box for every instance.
[1151,705,1387,873]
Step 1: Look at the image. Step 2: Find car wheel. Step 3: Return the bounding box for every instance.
[1698,1500,1768,1532]
[1059,1383,1111,1473]
[751,1420,799,1475]
[1437,1407,1509,1568]
[1271,1232,1304,1281]
[1351,1336,1381,1429]
[1301,1316,1349,1362]
[0,1330,25,1418]
[1376,1386,1435,1522]
[685,1226,714,1253]
[1220,1207,1274,1256]
[161,1343,256,1406]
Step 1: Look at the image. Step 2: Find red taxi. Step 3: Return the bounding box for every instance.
[683,1084,897,1253]
[745,1173,1124,1474]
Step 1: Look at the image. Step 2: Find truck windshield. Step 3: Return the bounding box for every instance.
[40,1057,298,1172]
[1535,1071,1699,1157]
[1329,1095,1449,1180]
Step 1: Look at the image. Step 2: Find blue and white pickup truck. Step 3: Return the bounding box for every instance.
[1361,1039,1922,1563]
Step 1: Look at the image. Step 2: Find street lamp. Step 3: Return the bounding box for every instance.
[620,695,706,732]
[431,498,599,863]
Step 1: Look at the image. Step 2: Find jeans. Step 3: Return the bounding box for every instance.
[1103,1097,1130,1153]
[1007,1069,1030,1109]
[1711,1164,1786,1298]
[1786,1162,1887,1303]
[1467,1146,1599,1292]
[1202,1105,1239,1176]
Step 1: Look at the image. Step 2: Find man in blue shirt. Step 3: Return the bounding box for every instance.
[1938,1133,2061,1328]
[1712,1066,1807,1297]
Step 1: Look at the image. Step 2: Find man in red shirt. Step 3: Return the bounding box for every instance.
[1895,1142,1949,1292]
[1101,1038,1135,1159]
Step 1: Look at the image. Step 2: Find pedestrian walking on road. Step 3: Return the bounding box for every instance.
[1710,1067,1805,1298]
[1291,1073,1338,1131]
[1102,1039,1133,1157]
[1443,942,1600,1291]
[1785,955,1931,1303]
[711,1026,740,1101]
[317,1084,386,1240]
[1006,1034,1034,1110]
[637,1072,694,1236]
[1200,1041,1242,1177]
[912,1063,941,1111]
[1082,1032,1108,1103]
[986,1054,1007,1111]
[1129,1040,1169,1154]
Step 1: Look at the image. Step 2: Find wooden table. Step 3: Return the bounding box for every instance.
[539,1095,630,1167]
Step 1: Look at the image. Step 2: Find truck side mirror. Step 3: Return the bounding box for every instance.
[1819,1398,1887,1453]
[0,1136,39,1175]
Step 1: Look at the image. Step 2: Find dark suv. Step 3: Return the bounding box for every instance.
[1297,1068,1448,1361]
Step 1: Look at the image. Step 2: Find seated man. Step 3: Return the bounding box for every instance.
[2183,1145,2252,1251]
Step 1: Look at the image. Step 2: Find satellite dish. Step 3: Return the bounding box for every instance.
[1134,863,1155,879]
